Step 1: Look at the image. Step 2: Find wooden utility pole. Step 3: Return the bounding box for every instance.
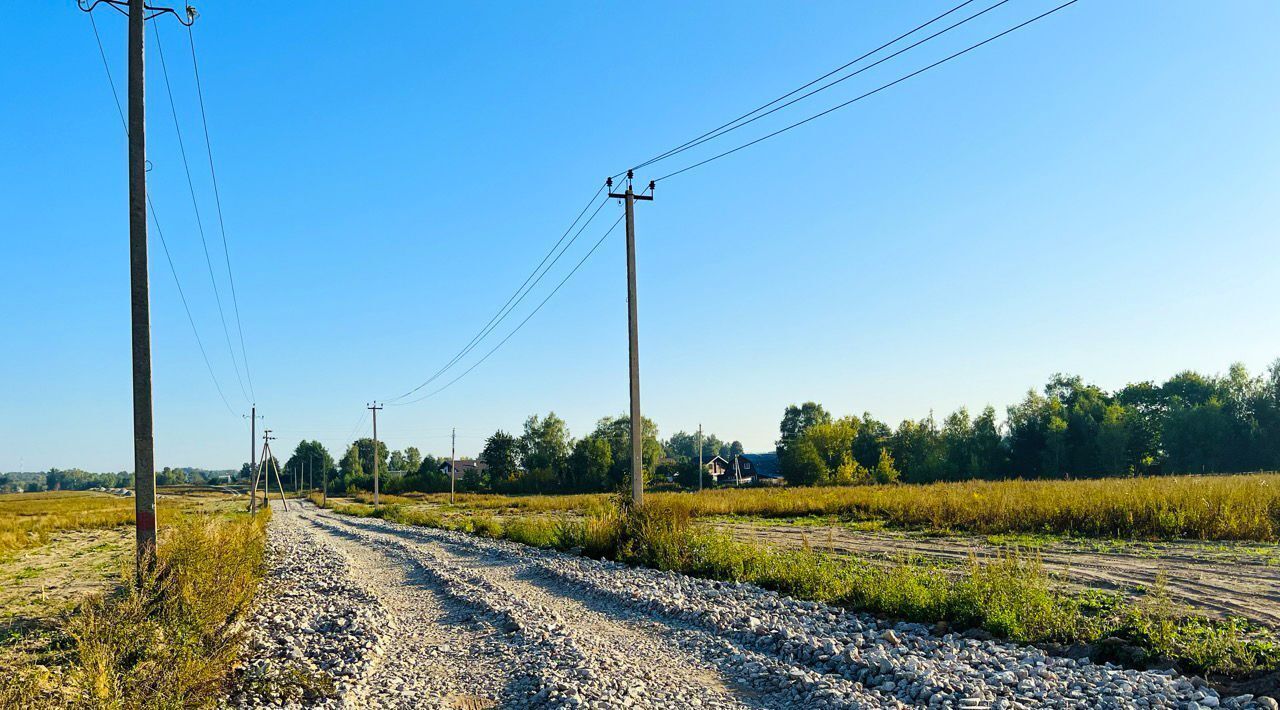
[125,0,157,578]
[368,402,383,504]
[321,457,328,507]
[449,427,456,505]
[698,423,703,492]
[608,171,653,506]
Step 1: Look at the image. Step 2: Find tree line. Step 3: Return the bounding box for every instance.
[254,359,1280,495]
[263,413,744,496]
[778,361,1280,486]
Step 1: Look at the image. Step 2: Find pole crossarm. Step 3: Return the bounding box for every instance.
[78,0,197,25]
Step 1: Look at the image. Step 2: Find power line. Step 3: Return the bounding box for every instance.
[631,0,1011,174]
[149,196,238,416]
[385,183,611,403]
[153,21,252,404]
[654,0,1081,183]
[393,202,634,407]
[185,23,256,403]
[86,10,236,417]
[620,0,982,176]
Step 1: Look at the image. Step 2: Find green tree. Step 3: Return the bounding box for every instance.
[781,438,827,486]
[481,430,522,492]
[339,444,363,479]
[872,447,900,484]
[567,435,612,492]
[353,438,389,477]
[285,440,334,488]
[519,412,572,478]
[776,401,831,459]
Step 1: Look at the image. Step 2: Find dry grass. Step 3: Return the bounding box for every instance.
[0,490,223,557]
[391,473,1280,541]
[653,474,1280,541]
[0,510,269,708]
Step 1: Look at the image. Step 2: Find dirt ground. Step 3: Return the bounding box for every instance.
[0,527,130,632]
[716,521,1280,627]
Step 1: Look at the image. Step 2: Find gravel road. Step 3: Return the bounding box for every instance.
[232,504,1273,709]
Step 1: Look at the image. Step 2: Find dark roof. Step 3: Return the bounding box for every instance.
[741,452,781,478]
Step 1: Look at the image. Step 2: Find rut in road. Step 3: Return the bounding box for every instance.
[302,508,787,708]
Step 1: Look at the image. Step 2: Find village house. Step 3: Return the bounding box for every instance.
[438,458,487,480]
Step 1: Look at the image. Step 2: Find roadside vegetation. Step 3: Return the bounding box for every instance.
[317,493,1279,677]
[0,491,268,709]
[350,472,1280,542]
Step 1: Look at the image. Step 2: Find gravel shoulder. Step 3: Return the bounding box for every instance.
[716,523,1280,627]
[234,503,1270,709]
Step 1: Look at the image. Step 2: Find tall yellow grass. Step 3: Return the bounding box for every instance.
[0,491,214,555]
[392,473,1280,541]
[654,473,1280,541]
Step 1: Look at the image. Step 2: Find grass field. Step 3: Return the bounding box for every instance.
[0,488,268,708]
[0,487,243,557]
[374,472,1280,541]
[322,474,1280,676]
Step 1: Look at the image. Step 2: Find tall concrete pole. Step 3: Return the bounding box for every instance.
[450,427,457,505]
[698,423,703,492]
[368,402,383,504]
[608,172,652,506]
[128,0,157,578]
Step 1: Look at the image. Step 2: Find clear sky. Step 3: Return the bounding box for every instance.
[3,1,1278,472]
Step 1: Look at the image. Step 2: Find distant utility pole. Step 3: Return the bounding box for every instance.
[698,423,704,492]
[243,406,261,498]
[449,427,457,505]
[368,402,383,504]
[607,171,654,506]
[251,429,288,511]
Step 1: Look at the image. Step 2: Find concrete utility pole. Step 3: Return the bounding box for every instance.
[450,427,457,505]
[125,0,157,578]
[244,405,260,497]
[368,402,383,504]
[698,423,703,492]
[79,0,195,582]
[607,171,654,507]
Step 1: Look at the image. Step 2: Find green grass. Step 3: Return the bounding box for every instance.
[318,493,1280,676]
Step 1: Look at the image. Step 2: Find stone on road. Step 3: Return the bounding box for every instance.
[232,504,1264,709]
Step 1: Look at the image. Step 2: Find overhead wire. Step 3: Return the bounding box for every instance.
[385,182,611,403]
[392,187,646,406]
[185,23,256,403]
[87,10,237,417]
[654,0,1081,183]
[630,0,1012,174]
[619,0,982,177]
[153,20,252,404]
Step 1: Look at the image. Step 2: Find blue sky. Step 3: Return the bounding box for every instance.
[3,1,1278,472]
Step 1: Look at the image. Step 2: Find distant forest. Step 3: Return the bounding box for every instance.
[0,467,234,494]
[777,360,1280,486]
[272,360,1280,496]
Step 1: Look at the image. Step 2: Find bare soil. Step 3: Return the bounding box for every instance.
[0,527,129,627]
[716,521,1280,627]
